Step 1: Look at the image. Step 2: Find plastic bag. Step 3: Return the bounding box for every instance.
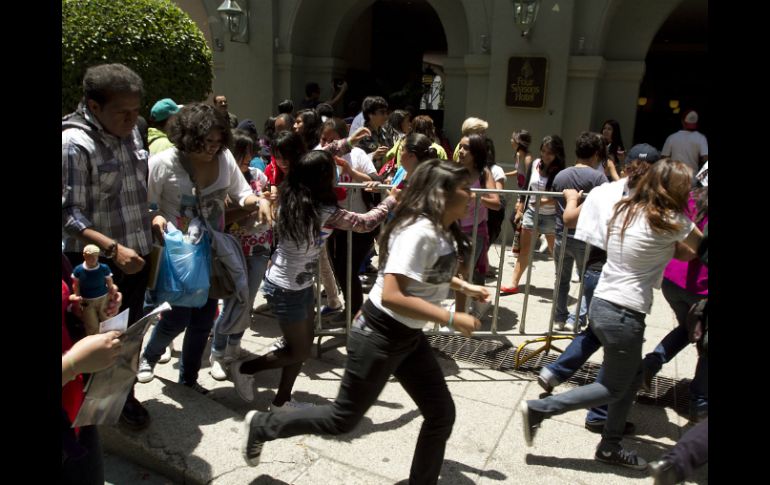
[155,222,211,308]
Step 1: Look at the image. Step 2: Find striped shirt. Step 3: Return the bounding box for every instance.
[62,106,153,256]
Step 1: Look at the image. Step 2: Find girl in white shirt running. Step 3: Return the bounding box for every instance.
[241,159,489,484]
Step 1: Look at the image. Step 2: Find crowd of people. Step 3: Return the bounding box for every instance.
[61,63,708,485]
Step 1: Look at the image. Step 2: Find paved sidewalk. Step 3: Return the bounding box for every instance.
[102,242,708,484]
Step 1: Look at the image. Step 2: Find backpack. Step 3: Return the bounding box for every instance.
[62,111,117,164]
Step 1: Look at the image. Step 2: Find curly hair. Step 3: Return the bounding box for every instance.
[167,102,232,155]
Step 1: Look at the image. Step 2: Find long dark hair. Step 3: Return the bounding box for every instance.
[539,135,565,191]
[167,102,232,155]
[272,131,306,171]
[294,109,321,149]
[379,159,471,267]
[465,133,488,185]
[601,119,625,161]
[277,150,338,249]
[608,158,691,244]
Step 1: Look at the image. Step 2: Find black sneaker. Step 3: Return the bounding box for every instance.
[120,395,150,430]
[184,382,210,396]
[242,410,264,466]
[584,419,636,435]
[520,401,545,447]
[648,458,681,485]
[595,446,648,470]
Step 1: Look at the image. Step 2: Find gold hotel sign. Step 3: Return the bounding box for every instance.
[506,57,548,109]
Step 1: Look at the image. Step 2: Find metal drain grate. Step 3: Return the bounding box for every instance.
[428,334,695,415]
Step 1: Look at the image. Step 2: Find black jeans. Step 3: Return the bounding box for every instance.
[328,229,376,316]
[62,425,103,485]
[249,301,456,485]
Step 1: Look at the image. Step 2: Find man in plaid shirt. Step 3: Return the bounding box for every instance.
[62,63,153,430]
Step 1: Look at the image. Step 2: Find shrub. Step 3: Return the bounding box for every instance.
[62,0,213,116]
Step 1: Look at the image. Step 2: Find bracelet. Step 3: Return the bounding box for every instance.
[447,310,455,330]
[104,240,118,259]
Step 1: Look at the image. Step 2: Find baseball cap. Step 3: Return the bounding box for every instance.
[150,98,180,122]
[682,110,699,130]
[626,143,661,164]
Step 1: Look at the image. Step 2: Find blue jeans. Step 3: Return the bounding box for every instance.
[543,324,608,423]
[247,304,455,484]
[553,235,587,322]
[143,298,218,385]
[567,268,601,327]
[644,279,708,407]
[211,252,269,356]
[529,297,646,447]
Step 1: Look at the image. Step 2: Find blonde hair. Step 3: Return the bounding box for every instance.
[83,244,101,256]
[461,117,488,136]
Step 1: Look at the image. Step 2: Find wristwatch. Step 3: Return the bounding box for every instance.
[104,240,118,259]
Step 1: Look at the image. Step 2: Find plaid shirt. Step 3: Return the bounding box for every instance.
[62,105,153,256]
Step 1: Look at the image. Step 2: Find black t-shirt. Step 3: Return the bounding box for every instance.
[552,166,608,235]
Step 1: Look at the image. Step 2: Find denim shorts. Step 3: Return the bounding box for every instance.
[522,207,556,235]
[261,278,315,322]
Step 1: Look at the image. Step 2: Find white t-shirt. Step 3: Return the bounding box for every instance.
[574,179,628,249]
[367,217,458,329]
[337,147,376,214]
[148,148,253,232]
[265,206,336,290]
[662,130,708,175]
[576,180,695,313]
[490,164,506,184]
[526,159,556,215]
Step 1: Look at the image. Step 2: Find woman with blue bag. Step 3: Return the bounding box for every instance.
[137,103,271,394]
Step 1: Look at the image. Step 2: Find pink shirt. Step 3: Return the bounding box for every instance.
[460,178,488,228]
[662,195,708,294]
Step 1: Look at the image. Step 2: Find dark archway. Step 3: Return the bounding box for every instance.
[633,0,708,148]
[340,0,447,119]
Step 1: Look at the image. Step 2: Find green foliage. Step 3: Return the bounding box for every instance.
[62,0,213,116]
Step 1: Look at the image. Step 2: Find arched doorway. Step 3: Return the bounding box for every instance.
[338,0,447,120]
[633,0,708,148]
[286,0,469,138]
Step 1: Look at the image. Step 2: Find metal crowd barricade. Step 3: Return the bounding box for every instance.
[311,182,590,368]
[312,183,394,356]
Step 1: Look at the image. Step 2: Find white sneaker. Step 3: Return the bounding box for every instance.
[537,237,549,253]
[137,357,155,383]
[209,354,229,381]
[553,321,566,331]
[564,321,576,332]
[158,342,173,364]
[231,361,256,403]
[269,400,313,412]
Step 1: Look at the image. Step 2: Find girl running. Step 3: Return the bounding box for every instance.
[241,159,489,484]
